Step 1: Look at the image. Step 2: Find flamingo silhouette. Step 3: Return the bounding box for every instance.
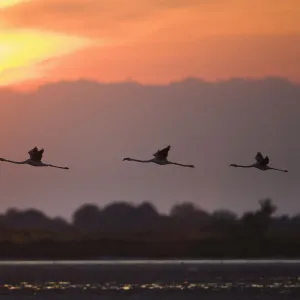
[123,145,195,168]
[0,147,69,170]
[230,152,287,172]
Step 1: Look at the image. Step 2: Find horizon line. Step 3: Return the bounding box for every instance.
[0,75,298,94]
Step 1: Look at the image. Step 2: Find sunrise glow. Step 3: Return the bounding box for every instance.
[0,0,299,87]
[0,30,89,85]
[0,0,28,8]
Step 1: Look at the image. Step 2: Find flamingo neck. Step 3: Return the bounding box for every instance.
[0,158,27,165]
[129,158,153,163]
[232,164,254,168]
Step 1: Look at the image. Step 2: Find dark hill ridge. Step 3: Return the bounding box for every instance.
[1,199,300,259]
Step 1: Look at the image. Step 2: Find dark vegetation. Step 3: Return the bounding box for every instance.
[1,199,300,259]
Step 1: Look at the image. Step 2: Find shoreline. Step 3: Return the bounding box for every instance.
[1,258,300,265]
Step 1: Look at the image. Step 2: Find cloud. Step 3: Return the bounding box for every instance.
[0,0,206,39]
[17,34,299,86]
[1,0,300,87]
[1,0,300,42]
[0,0,223,38]
[0,57,58,86]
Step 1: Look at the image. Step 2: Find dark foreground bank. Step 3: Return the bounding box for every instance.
[3,199,300,259]
[2,237,300,259]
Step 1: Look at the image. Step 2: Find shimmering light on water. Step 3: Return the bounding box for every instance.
[2,279,300,293]
[1,261,300,297]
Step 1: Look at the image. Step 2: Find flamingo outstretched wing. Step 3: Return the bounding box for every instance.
[255,152,269,166]
[263,156,269,165]
[153,145,171,160]
[255,152,264,163]
[28,147,44,162]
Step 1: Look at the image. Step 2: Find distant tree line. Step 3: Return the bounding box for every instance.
[1,199,300,259]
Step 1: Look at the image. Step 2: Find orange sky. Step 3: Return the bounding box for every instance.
[0,0,300,88]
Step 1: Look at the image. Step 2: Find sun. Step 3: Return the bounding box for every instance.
[0,30,90,86]
[0,0,29,9]
[0,43,14,57]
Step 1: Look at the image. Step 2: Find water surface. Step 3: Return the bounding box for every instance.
[1,260,300,299]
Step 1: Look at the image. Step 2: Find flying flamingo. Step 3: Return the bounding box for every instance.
[0,147,69,170]
[123,145,195,168]
[230,152,288,172]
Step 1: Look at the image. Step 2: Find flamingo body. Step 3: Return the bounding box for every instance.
[230,152,287,173]
[0,147,69,170]
[151,158,169,165]
[25,159,50,167]
[123,145,195,168]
